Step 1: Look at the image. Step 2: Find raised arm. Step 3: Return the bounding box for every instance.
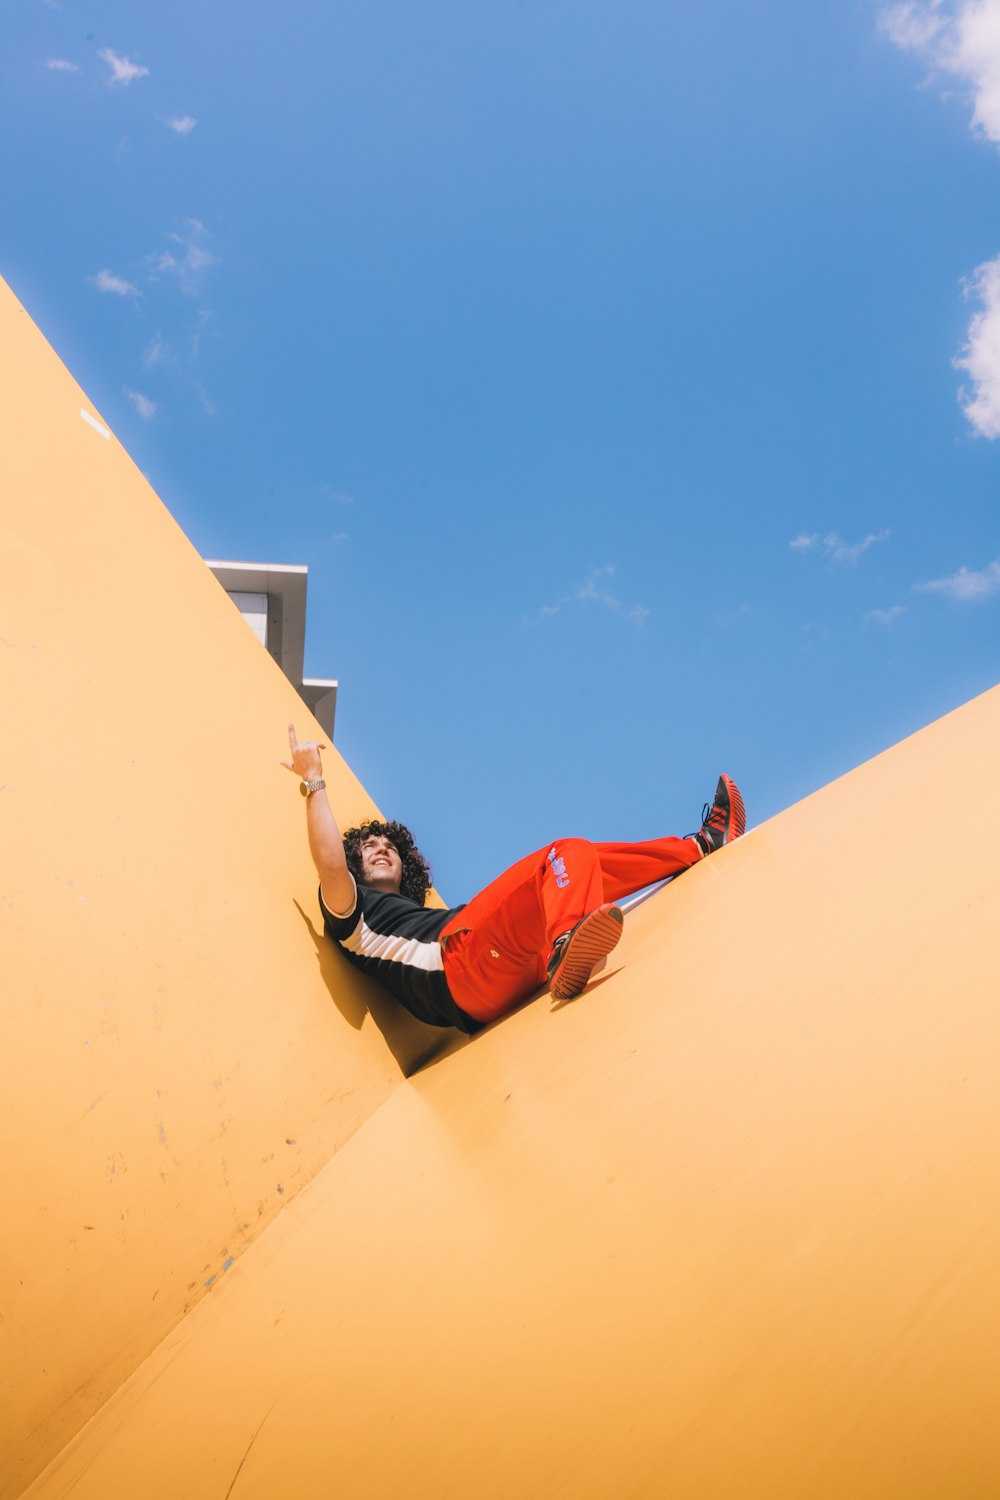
[280,723,355,916]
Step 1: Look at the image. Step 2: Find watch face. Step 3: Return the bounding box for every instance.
[300,780,309,796]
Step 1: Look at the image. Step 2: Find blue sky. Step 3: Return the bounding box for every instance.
[3,0,998,900]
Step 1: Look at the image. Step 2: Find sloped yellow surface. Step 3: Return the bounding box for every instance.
[0,276,447,1497]
[23,684,1000,1499]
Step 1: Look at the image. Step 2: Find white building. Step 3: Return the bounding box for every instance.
[206,560,337,739]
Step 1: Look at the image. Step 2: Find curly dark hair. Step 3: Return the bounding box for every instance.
[341,819,432,906]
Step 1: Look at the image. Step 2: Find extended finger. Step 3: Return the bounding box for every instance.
[288,723,298,750]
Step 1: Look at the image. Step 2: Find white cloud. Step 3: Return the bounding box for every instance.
[165,115,197,135]
[955,254,1000,435]
[44,58,78,72]
[99,48,149,86]
[880,1,1000,145]
[881,1,948,55]
[91,268,139,297]
[865,604,907,625]
[881,5,1000,435]
[148,221,217,293]
[535,564,649,626]
[916,557,1000,598]
[945,0,1000,142]
[791,529,892,563]
[823,528,892,563]
[124,388,156,420]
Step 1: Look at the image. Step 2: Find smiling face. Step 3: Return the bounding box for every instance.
[358,833,404,893]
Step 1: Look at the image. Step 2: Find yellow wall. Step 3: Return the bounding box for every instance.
[21,683,1000,1499]
[6,274,1000,1498]
[0,277,449,1497]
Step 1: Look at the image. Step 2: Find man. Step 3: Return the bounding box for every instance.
[282,724,746,1034]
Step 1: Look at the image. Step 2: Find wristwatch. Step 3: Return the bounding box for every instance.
[300,778,326,798]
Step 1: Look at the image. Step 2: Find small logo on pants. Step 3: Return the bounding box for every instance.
[547,845,570,889]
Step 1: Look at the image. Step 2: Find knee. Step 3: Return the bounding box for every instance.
[548,837,594,859]
[543,838,596,887]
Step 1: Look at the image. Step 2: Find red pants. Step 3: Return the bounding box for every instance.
[440,835,701,1023]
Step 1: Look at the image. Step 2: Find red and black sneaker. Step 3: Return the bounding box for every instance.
[547,903,624,1001]
[693,774,746,856]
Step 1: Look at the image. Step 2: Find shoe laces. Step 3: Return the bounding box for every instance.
[702,799,726,831]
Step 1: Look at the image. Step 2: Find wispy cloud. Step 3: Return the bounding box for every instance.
[880,2,949,57]
[790,529,892,563]
[317,484,355,505]
[712,603,757,630]
[149,220,217,293]
[534,565,649,626]
[124,388,156,419]
[916,557,1000,599]
[44,58,78,72]
[91,268,139,297]
[865,604,907,625]
[880,1,1000,143]
[164,115,197,135]
[955,254,1000,436]
[193,382,216,417]
[99,48,149,86]
[142,334,168,368]
[881,7,1000,435]
[824,529,892,563]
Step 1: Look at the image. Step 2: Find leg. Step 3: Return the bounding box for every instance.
[550,777,746,1000]
[592,835,702,904]
[441,776,746,1024]
[441,834,700,1024]
[544,836,702,1002]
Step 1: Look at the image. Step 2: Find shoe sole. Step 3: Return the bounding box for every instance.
[719,774,746,843]
[550,904,624,1001]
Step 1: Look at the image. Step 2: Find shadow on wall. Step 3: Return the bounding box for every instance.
[292,900,469,1077]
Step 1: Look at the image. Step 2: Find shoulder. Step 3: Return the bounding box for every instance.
[319,876,360,937]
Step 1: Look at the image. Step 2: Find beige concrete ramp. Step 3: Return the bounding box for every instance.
[19,683,1000,1500]
[4,276,1000,1496]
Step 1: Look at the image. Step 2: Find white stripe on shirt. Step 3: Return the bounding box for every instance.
[339,916,446,973]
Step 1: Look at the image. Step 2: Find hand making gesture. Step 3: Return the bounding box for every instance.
[281,723,354,913]
[280,723,326,783]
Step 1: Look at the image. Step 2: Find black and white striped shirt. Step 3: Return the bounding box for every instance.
[320,879,478,1032]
